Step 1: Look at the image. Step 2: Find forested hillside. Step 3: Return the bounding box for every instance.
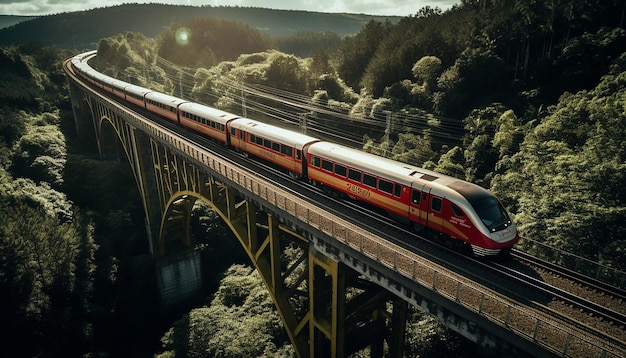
[1,0,625,356]
[0,4,398,49]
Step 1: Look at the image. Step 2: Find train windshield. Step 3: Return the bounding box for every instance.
[470,196,511,232]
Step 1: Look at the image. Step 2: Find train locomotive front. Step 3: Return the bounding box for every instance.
[305,141,519,257]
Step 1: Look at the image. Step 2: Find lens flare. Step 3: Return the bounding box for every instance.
[175,28,190,45]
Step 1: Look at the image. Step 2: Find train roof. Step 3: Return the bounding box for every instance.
[71,50,96,65]
[144,91,187,107]
[123,84,152,97]
[307,141,490,198]
[101,76,127,88]
[178,102,240,123]
[229,117,320,149]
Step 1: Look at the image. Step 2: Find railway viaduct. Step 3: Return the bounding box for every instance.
[64,57,622,358]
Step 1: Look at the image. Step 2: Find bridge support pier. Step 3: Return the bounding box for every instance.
[308,246,408,357]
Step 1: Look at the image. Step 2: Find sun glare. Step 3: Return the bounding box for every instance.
[175,28,190,45]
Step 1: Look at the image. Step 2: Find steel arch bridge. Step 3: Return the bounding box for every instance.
[68,77,410,357]
[65,56,624,358]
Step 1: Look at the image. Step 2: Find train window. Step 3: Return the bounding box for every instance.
[311,156,321,168]
[231,128,236,135]
[348,169,361,182]
[321,160,333,172]
[451,204,464,217]
[432,197,442,212]
[363,174,376,188]
[264,139,271,148]
[394,185,401,197]
[255,136,263,145]
[282,146,293,157]
[335,164,346,177]
[411,190,421,205]
[250,134,256,143]
[272,142,280,152]
[378,179,393,194]
[296,150,301,160]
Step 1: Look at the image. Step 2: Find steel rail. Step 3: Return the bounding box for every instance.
[65,55,626,358]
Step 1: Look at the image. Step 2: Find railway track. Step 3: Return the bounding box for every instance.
[500,250,626,346]
[85,71,625,355]
[152,105,626,353]
[512,249,626,316]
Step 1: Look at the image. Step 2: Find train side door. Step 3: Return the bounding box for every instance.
[408,184,429,228]
[238,129,246,151]
[428,194,444,234]
[231,127,245,150]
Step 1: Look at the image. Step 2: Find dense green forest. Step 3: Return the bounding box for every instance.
[1,0,625,356]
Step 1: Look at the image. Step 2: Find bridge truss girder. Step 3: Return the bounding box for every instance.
[85,97,408,357]
[149,141,408,357]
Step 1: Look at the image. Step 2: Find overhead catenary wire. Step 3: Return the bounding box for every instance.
[109,54,522,171]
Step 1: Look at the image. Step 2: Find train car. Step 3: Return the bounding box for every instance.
[91,70,112,91]
[70,57,83,74]
[305,141,519,256]
[71,51,96,79]
[77,65,104,87]
[228,118,320,177]
[101,76,128,99]
[123,84,152,108]
[178,102,238,144]
[144,91,188,123]
[73,63,94,85]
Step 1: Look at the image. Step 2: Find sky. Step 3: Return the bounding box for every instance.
[1,0,459,17]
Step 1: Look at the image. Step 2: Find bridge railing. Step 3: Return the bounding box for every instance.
[88,89,624,358]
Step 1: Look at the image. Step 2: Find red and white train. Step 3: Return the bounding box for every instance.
[71,51,519,257]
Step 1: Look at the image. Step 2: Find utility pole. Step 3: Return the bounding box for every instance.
[241,81,247,117]
[299,113,307,135]
[179,73,183,99]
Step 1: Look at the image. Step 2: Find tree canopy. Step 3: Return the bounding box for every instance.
[2,0,626,355]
